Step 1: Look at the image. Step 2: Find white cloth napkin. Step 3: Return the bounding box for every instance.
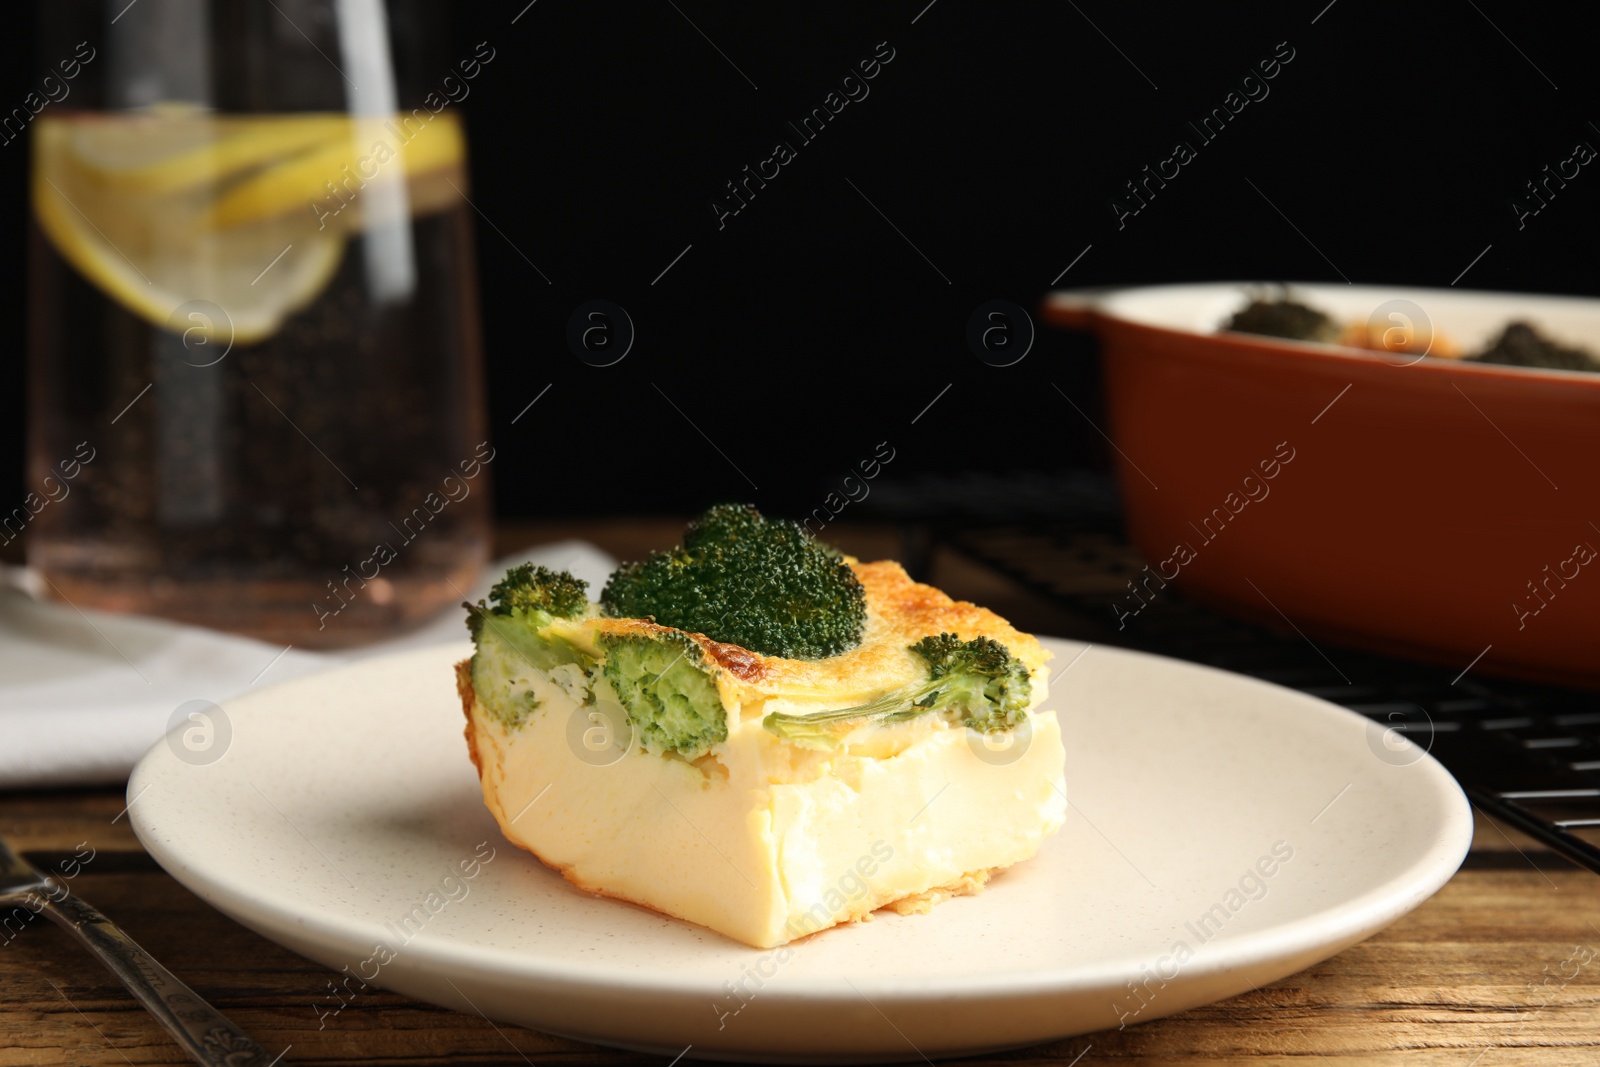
[0,541,617,789]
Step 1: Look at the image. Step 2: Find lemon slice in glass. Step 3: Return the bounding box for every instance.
[63,105,356,197]
[212,112,466,231]
[32,108,467,346]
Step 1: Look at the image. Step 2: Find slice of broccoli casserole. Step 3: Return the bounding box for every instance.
[456,504,1066,948]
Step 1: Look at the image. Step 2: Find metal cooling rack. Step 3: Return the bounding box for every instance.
[937,519,1600,877]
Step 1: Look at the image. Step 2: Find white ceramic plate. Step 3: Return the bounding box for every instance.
[128,638,1471,1062]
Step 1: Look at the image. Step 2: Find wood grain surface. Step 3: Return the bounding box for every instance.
[3,522,1598,1065]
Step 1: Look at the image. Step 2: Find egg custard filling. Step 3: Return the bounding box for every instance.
[456,506,1066,948]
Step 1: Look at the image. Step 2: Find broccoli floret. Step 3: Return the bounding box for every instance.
[1224,294,1341,344]
[1468,321,1600,372]
[599,504,865,660]
[467,559,592,652]
[763,633,1032,749]
[465,567,595,730]
[465,564,589,641]
[598,631,727,758]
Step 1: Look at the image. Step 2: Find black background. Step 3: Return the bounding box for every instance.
[4,1,1597,520]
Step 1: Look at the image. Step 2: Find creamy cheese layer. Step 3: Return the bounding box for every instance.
[461,661,1066,948]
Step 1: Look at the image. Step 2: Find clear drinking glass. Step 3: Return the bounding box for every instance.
[25,0,489,647]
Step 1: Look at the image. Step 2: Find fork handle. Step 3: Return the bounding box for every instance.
[40,886,276,1066]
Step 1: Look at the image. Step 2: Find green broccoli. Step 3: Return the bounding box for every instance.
[598,630,727,758]
[763,633,1033,749]
[1224,294,1342,344]
[466,564,590,641]
[599,504,865,660]
[465,566,595,728]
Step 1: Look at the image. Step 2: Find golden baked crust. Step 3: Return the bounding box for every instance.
[455,658,484,777]
[883,869,993,915]
[586,560,1050,703]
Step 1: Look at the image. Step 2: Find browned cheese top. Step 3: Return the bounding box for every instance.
[587,560,1049,703]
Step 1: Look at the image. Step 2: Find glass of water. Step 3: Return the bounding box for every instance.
[25,0,491,647]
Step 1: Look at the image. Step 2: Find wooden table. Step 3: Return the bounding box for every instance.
[4,522,1599,1065]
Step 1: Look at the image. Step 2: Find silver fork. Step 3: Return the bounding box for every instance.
[0,832,278,1066]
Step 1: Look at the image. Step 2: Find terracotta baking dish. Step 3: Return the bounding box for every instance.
[1043,283,1600,689]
